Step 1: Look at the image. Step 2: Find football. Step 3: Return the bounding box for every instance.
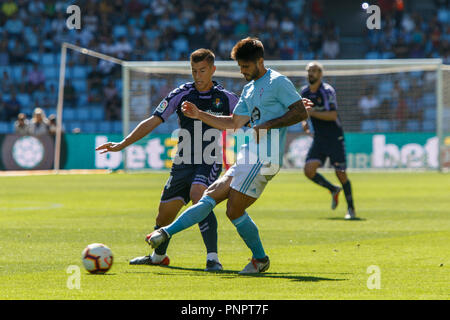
[81,243,114,274]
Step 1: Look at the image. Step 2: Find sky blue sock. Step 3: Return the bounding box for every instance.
[232,212,266,260]
[164,195,216,237]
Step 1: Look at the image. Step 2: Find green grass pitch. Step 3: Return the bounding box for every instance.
[0,171,449,300]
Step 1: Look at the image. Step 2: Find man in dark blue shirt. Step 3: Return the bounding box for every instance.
[96,49,239,270]
[300,61,356,220]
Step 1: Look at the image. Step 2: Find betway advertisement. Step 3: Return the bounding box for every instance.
[0,132,442,170]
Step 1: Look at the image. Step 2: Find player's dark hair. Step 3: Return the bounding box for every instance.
[190,49,215,66]
[231,37,264,62]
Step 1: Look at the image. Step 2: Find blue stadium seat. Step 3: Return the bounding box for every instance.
[376,120,392,132]
[82,121,97,133]
[113,25,128,38]
[42,53,55,66]
[97,121,112,133]
[77,107,90,121]
[91,107,104,121]
[12,65,27,81]
[365,52,379,59]
[424,108,436,120]
[406,120,420,131]
[378,81,394,100]
[73,66,88,79]
[112,121,122,134]
[361,120,377,132]
[47,108,57,116]
[0,122,10,133]
[422,120,435,132]
[422,93,436,106]
[27,52,40,63]
[45,79,58,91]
[72,79,87,93]
[43,66,58,79]
[78,94,88,105]
[16,93,31,107]
[63,108,76,121]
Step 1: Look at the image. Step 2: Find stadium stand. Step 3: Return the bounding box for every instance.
[0,0,448,134]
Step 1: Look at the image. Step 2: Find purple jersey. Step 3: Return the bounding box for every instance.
[153,81,239,165]
[301,82,344,139]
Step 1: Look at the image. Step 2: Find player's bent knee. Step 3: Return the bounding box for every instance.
[304,166,316,178]
[226,206,245,221]
[190,186,207,204]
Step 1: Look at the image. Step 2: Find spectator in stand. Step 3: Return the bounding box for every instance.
[47,114,63,136]
[0,93,6,121]
[103,79,121,121]
[28,108,49,136]
[14,113,30,135]
[114,36,133,60]
[1,1,18,17]
[1,70,13,93]
[4,12,24,38]
[64,80,77,108]
[4,92,21,121]
[105,93,121,121]
[322,34,340,59]
[9,39,27,64]
[358,87,380,119]
[0,39,9,66]
[27,64,46,91]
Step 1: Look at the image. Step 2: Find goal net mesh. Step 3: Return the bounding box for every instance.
[124,60,443,170]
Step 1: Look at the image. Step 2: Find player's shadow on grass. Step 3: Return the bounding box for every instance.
[151,265,346,282]
[322,217,366,221]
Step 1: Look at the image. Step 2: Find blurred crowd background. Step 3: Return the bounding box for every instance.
[0,0,448,135]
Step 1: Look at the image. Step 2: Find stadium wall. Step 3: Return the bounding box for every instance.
[0,133,441,171]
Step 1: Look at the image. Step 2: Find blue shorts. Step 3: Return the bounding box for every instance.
[160,163,222,204]
[305,136,347,170]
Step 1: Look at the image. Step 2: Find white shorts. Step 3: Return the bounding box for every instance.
[224,160,279,199]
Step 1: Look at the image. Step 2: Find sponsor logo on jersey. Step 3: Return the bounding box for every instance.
[156,100,168,113]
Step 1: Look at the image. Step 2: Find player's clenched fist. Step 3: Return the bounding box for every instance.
[302,98,314,110]
[181,101,200,119]
[96,142,124,154]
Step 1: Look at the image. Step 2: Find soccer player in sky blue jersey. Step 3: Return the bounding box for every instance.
[96,49,238,271]
[300,61,357,220]
[148,38,310,274]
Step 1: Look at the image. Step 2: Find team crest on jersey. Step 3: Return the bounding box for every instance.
[317,97,322,105]
[156,99,168,113]
[213,98,222,109]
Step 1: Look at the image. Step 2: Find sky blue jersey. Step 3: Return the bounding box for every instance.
[233,68,302,166]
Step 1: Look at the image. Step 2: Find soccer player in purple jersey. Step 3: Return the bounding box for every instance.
[300,61,357,220]
[96,49,239,270]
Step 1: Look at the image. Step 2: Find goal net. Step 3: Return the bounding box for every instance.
[55,42,448,172]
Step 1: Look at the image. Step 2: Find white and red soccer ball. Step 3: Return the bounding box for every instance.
[82,243,113,274]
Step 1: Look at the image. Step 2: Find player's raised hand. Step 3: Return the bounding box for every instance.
[181,101,200,119]
[302,98,314,110]
[96,142,124,154]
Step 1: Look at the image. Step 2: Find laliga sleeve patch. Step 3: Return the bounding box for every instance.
[156,100,168,113]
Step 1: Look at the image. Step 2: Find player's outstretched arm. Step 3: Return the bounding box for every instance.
[96,116,162,154]
[181,101,249,130]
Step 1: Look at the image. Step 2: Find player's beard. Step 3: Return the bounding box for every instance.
[308,76,318,85]
[246,69,262,81]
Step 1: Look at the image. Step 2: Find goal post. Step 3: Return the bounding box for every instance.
[54,42,124,171]
[55,42,447,172]
[122,58,448,171]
